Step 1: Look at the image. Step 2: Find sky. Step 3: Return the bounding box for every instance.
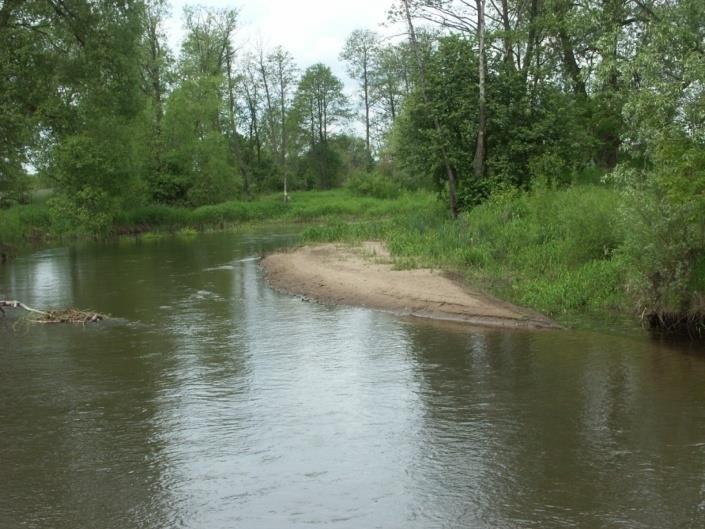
[165,0,401,94]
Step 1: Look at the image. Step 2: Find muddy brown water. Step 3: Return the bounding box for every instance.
[2,230,705,529]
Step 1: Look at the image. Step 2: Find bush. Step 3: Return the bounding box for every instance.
[48,188,116,236]
[0,203,52,255]
[346,171,401,199]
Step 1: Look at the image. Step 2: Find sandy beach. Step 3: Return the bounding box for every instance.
[261,242,559,330]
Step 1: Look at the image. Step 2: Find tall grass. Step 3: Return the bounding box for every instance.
[0,204,53,256]
[116,190,433,229]
[303,185,628,317]
[0,189,435,254]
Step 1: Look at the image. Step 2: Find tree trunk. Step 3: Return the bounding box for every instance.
[279,70,289,200]
[401,0,459,218]
[226,50,249,193]
[145,12,165,179]
[521,0,540,85]
[363,56,371,155]
[258,49,278,157]
[555,1,587,97]
[473,0,487,182]
[500,0,515,70]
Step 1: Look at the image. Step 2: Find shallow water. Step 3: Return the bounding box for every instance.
[1,230,705,529]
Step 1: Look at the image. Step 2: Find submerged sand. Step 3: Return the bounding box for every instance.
[260,242,559,330]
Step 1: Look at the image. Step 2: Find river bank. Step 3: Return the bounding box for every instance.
[1,185,666,331]
[299,185,634,326]
[261,242,558,330]
[0,190,434,258]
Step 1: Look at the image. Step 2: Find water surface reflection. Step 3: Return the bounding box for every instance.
[1,231,705,528]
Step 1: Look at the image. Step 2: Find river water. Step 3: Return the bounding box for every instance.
[1,230,705,529]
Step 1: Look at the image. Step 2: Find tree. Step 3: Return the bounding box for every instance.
[340,29,380,158]
[292,64,349,188]
[180,5,237,78]
[472,0,486,182]
[400,0,459,217]
[224,32,248,193]
[159,5,241,205]
[293,64,349,146]
[236,51,279,191]
[370,43,411,127]
[615,0,705,317]
[140,0,173,199]
[44,0,149,231]
[267,46,298,196]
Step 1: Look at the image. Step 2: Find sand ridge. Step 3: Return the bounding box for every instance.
[260,242,559,330]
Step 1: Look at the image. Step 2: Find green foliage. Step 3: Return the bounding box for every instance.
[0,172,31,208]
[392,37,481,205]
[346,171,401,199]
[304,185,627,317]
[391,36,594,208]
[296,142,343,190]
[610,0,705,317]
[48,188,116,236]
[0,203,52,256]
[161,77,241,206]
[615,140,705,315]
[293,64,349,145]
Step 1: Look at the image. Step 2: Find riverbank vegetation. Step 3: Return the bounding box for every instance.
[304,185,626,319]
[0,190,433,253]
[2,0,704,332]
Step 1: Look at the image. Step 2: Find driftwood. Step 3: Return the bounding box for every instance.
[0,300,104,324]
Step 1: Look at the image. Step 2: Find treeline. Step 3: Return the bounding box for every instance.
[0,0,414,224]
[386,0,705,323]
[2,0,705,322]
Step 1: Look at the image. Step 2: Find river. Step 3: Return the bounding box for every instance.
[1,230,705,529]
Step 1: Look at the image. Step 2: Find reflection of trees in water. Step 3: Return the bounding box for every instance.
[571,335,705,527]
[0,325,179,529]
[0,247,74,308]
[401,323,535,526]
[0,232,293,529]
[403,323,705,528]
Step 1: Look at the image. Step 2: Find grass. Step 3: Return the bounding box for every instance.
[302,185,630,319]
[0,203,53,256]
[0,184,633,323]
[115,190,432,229]
[0,189,435,256]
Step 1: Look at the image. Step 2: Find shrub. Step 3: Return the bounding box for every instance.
[346,171,401,200]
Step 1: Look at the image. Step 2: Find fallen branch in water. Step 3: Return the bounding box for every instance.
[0,300,105,324]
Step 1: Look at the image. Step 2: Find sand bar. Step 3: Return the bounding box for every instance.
[260,242,559,330]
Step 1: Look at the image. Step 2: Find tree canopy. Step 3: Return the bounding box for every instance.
[1,0,704,317]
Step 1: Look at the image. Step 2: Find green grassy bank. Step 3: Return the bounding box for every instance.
[0,185,636,324]
[0,190,435,257]
[303,185,630,321]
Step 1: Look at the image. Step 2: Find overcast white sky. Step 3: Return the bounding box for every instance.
[165,0,401,93]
